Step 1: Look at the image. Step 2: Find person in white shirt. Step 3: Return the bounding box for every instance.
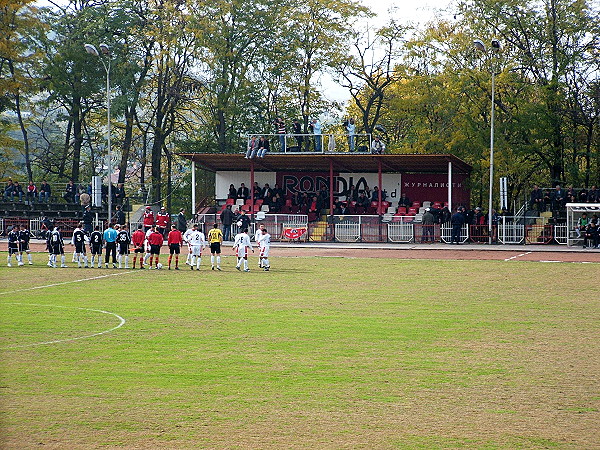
[256,228,271,271]
[254,223,265,267]
[143,227,154,266]
[183,225,196,266]
[233,228,253,272]
[370,135,386,154]
[187,225,206,270]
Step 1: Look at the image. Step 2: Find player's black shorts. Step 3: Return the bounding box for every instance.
[210,242,221,254]
[91,244,102,255]
[75,243,86,254]
[169,244,180,255]
[8,245,19,255]
[50,244,64,255]
[134,245,144,253]
[118,243,129,255]
[150,244,161,255]
[19,243,29,252]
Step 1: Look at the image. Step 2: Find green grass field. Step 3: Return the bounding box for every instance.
[1,255,599,449]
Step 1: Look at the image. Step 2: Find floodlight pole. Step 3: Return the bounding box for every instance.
[84,43,112,224]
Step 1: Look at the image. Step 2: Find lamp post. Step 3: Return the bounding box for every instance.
[474,38,501,244]
[84,43,112,224]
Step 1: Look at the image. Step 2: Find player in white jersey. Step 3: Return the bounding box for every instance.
[183,225,196,266]
[233,228,253,272]
[256,227,271,271]
[254,223,265,267]
[187,225,206,270]
[143,227,153,265]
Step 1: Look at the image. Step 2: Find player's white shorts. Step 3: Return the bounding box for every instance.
[236,246,248,258]
[191,245,202,257]
[259,246,269,258]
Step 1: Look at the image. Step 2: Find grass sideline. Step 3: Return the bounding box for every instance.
[0,255,599,448]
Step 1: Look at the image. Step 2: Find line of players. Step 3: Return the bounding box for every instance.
[6,224,33,267]
[30,221,272,271]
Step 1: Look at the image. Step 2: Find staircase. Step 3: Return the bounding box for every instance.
[527,211,552,243]
[309,216,329,242]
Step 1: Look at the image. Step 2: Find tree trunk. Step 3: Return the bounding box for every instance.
[118,107,135,184]
[71,96,83,183]
[9,61,32,181]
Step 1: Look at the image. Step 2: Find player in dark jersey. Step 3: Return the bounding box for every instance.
[89,225,103,268]
[116,225,131,269]
[18,224,33,265]
[7,225,20,267]
[49,226,66,268]
[71,223,89,268]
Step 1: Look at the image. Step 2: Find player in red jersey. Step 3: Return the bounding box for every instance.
[156,206,170,237]
[147,226,164,268]
[142,206,155,232]
[131,225,146,269]
[167,224,183,270]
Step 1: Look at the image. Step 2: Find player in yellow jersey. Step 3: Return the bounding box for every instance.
[207,222,223,270]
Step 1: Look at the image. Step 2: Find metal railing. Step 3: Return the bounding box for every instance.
[245,133,373,155]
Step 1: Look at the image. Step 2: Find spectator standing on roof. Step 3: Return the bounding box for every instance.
[292,119,303,151]
[370,136,385,154]
[310,119,322,152]
[345,118,355,152]
[275,117,286,152]
[142,206,155,232]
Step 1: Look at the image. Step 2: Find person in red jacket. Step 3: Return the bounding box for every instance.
[156,206,170,237]
[131,225,146,269]
[147,226,164,269]
[142,206,155,232]
[167,224,183,270]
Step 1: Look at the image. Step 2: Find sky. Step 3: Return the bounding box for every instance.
[321,0,455,104]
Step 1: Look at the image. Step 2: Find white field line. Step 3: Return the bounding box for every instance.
[504,251,532,261]
[1,271,132,349]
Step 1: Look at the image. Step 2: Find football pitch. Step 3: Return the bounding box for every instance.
[0,254,598,448]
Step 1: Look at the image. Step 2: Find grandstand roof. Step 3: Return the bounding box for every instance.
[177,153,472,174]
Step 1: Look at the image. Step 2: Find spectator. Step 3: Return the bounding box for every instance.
[64,180,76,203]
[450,207,465,244]
[370,136,385,154]
[583,221,599,249]
[440,206,451,224]
[356,192,370,210]
[292,119,303,151]
[3,179,15,201]
[220,204,235,241]
[113,205,126,226]
[588,186,599,203]
[398,193,411,209]
[565,186,577,203]
[245,135,259,159]
[26,181,37,204]
[308,195,321,217]
[38,180,51,203]
[473,206,486,242]
[421,207,435,243]
[576,212,590,238]
[551,185,566,211]
[142,206,155,232]
[530,185,544,211]
[156,206,170,237]
[82,205,94,234]
[491,209,500,243]
[578,188,588,203]
[310,119,322,152]
[252,181,262,200]
[318,185,328,203]
[345,184,358,202]
[114,183,126,205]
[543,189,552,211]
[257,136,270,158]
[11,181,24,202]
[261,183,273,206]
[274,117,286,152]
[177,208,187,233]
[345,118,355,152]
[237,183,249,201]
[228,184,237,199]
[371,186,384,202]
[334,201,349,215]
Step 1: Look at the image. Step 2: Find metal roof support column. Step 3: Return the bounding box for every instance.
[378,158,383,214]
[329,159,334,217]
[250,160,255,221]
[191,160,196,218]
[448,161,453,212]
